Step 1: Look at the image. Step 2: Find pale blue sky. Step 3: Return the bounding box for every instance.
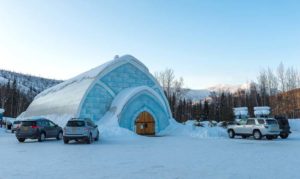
[0,0,300,89]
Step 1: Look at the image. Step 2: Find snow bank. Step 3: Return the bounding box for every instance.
[289,119,300,132]
[97,112,138,139]
[159,120,227,138]
[0,108,4,113]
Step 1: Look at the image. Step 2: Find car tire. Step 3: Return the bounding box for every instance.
[253,130,262,140]
[38,132,46,142]
[266,136,273,140]
[95,131,99,141]
[87,133,92,144]
[63,138,69,144]
[228,129,235,139]
[280,133,289,139]
[18,138,25,143]
[56,131,63,140]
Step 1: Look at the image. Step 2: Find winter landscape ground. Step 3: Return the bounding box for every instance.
[1,120,300,179]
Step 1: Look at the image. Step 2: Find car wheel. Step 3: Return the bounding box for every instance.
[38,132,46,142]
[228,129,235,139]
[95,131,99,141]
[280,133,289,139]
[87,133,92,144]
[253,130,262,140]
[56,131,63,140]
[63,138,69,144]
[266,136,273,140]
[18,138,25,143]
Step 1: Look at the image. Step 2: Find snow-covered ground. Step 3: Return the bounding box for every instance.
[0,121,300,179]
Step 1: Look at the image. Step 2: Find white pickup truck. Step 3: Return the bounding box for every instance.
[227,118,281,140]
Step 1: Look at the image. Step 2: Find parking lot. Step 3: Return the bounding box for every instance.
[1,127,300,179]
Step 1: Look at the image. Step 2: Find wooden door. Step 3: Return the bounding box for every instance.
[135,111,155,135]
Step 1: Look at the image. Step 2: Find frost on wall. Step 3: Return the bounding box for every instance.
[100,63,155,94]
[79,83,113,121]
[118,92,169,133]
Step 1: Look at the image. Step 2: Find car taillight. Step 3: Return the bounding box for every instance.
[31,125,38,129]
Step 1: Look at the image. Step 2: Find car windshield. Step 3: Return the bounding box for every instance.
[21,121,36,126]
[13,121,21,124]
[266,120,277,125]
[67,121,85,127]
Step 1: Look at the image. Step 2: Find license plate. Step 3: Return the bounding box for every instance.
[23,127,29,131]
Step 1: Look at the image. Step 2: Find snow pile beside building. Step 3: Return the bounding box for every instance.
[289,119,300,132]
[159,120,227,138]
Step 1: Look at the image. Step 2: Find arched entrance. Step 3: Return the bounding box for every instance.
[135,111,155,135]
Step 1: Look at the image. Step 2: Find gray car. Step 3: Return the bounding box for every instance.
[15,118,63,142]
[227,118,281,140]
[63,118,99,144]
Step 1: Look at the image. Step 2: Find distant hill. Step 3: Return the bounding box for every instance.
[0,69,62,99]
[183,83,251,102]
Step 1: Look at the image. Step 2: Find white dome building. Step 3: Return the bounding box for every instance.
[22,55,172,135]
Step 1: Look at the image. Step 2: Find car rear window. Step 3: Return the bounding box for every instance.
[21,121,36,126]
[266,120,277,125]
[67,121,85,127]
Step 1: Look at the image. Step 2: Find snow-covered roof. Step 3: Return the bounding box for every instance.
[0,108,4,113]
[109,86,167,116]
[254,106,270,116]
[233,107,248,116]
[22,55,153,118]
[35,55,148,99]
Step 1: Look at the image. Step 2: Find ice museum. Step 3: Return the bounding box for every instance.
[22,55,172,135]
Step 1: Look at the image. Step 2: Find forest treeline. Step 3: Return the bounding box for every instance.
[156,62,300,123]
[1,62,300,120]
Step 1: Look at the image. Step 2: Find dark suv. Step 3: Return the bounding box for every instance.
[275,116,291,139]
[15,118,63,143]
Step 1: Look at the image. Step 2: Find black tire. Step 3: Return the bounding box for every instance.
[266,136,273,140]
[38,132,46,142]
[86,133,93,144]
[253,130,262,140]
[280,133,289,139]
[56,131,63,140]
[95,131,99,141]
[228,129,235,139]
[63,138,69,144]
[18,138,25,143]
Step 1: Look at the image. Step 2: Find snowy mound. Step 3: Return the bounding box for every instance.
[159,120,227,138]
[289,119,300,132]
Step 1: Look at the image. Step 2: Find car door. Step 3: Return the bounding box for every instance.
[235,120,246,134]
[245,119,256,134]
[45,120,57,137]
